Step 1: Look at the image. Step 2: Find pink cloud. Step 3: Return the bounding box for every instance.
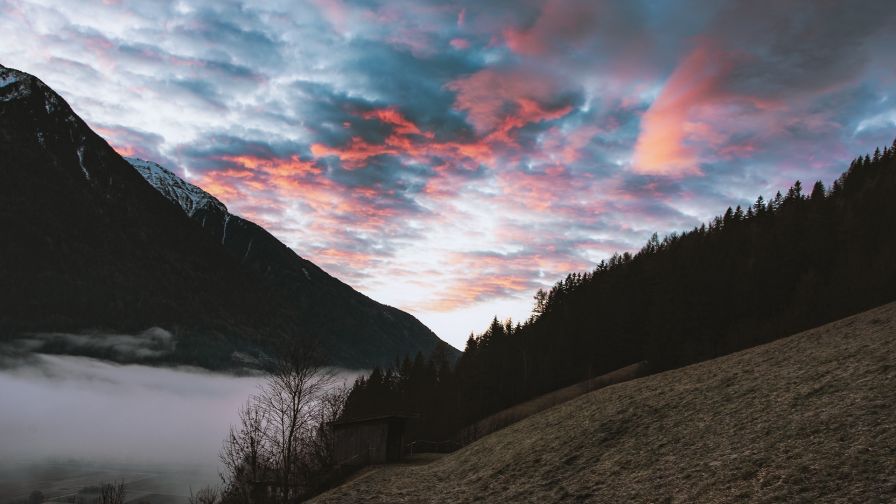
[632,43,736,176]
[450,38,470,50]
[361,107,433,138]
[417,250,589,313]
[446,68,572,134]
[311,106,498,171]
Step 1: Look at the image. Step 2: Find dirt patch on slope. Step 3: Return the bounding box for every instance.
[312,302,896,503]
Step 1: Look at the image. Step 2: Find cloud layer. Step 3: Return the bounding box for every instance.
[1,0,894,347]
[0,353,360,476]
[0,353,259,468]
[8,328,177,361]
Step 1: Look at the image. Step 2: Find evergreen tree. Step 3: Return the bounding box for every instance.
[753,195,766,215]
[811,181,826,200]
[341,140,896,447]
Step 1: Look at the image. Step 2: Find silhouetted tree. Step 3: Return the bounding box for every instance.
[97,482,126,504]
[342,137,896,449]
[220,339,346,503]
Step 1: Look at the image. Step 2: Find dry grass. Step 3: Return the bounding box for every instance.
[311,302,896,503]
[457,361,646,446]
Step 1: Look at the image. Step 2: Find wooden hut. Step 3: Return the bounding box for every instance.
[331,415,412,466]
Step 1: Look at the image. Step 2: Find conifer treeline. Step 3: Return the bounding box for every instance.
[341,138,896,443]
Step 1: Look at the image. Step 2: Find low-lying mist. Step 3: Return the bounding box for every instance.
[0,353,261,466]
[0,343,361,497]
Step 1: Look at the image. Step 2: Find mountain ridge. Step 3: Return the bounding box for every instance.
[126,156,454,366]
[0,64,452,368]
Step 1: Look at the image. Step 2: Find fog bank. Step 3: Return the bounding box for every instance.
[0,352,361,468]
[0,353,264,467]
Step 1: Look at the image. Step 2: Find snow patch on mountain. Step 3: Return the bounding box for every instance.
[44,91,61,114]
[0,67,31,102]
[127,158,228,217]
[221,213,231,244]
[77,146,90,180]
[0,73,20,87]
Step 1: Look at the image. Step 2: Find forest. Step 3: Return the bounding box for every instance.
[341,138,896,443]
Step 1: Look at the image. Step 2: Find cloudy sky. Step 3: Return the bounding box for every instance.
[2,0,894,348]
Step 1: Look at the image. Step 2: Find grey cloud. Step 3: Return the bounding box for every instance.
[2,328,177,364]
[710,0,895,99]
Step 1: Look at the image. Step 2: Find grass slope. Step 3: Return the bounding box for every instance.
[456,361,646,446]
[313,302,896,503]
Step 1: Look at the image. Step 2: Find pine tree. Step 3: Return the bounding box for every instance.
[723,207,735,226]
[831,178,843,195]
[810,180,826,200]
[786,180,803,201]
[533,289,548,314]
[753,195,766,215]
[770,191,784,211]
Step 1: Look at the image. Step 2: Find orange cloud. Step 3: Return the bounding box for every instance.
[362,108,432,137]
[633,43,735,176]
[112,145,136,157]
[422,275,531,312]
[419,249,590,312]
[483,98,573,146]
[311,106,498,171]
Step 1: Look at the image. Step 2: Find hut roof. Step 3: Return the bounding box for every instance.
[330,414,417,428]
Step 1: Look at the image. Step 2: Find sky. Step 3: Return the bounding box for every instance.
[1,0,894,349]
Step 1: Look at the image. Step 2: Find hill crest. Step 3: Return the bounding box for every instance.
[313,301,896,503]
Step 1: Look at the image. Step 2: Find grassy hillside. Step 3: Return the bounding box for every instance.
[456,361,646,447]
[313,301,896,503]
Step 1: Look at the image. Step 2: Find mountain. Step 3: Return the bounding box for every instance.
[127,158,228,218]
[0,63,450,368]
[313,301,896,503]
[127,157,452,368]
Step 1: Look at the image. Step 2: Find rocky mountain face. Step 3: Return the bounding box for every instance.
[128,158,453,367]
[0,64,451,368]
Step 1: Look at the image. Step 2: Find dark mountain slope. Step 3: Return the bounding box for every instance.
[128,158,450,367]
[0,64,292,366]
[0,64,449,368]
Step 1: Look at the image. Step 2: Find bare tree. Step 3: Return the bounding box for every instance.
[220,399,271,502]
[258,340,333,501]
[188,486,220,504]
[306,384,350,470]
[220,339,345,503]
[97,482,125,504]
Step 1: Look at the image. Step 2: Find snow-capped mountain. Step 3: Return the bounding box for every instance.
[0,63,452,368]
[1,65,105,183]
[127,158,227,217]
